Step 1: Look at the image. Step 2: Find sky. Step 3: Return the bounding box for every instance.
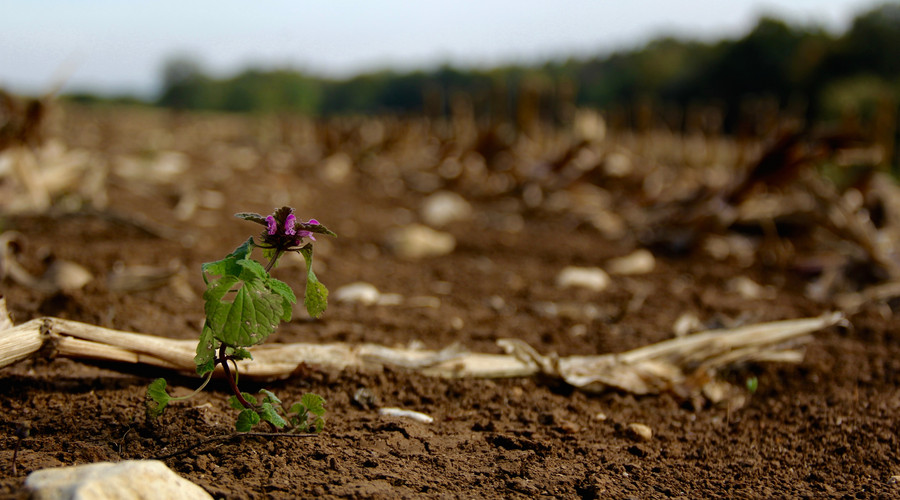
[0,0,886,98]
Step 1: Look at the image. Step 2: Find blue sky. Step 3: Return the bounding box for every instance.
[0,0,884,97]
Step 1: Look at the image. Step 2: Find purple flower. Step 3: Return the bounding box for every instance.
[284,214,297,236]
[265,215,277,235]
[308,219,319,225]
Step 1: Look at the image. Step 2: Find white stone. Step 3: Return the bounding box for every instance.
[627,423,653,441]
[387,224,456,259]
[672,312,703,337]
[379,407,434,423]
[334,282,381,305]
[556,266,610,292]
[25,460,212,500]
[727,276,775,300]
[604,152,632,177]
[420,191,472,227]
[607,249,655,275]
[321,152,353,185]
[42,260,93,292]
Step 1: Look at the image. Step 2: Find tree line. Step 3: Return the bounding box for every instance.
[76,3,900,133]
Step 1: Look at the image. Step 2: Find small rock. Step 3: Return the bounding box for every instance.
[387,224,456,259]
[43,260,93,292]
[556,266,610,292]
[321,153,352,185]
[607,249,655,275]
[558,419,581,434]
[378,407,434,423]
[672,312,703,337]
[25,460,212,500]
[574,109,606,143]
[604,152,632,177]
[727,276,775,300]
[352,387,379,409]
[334,282,381,305]
[420,191,472,227]
[626,423,653,441]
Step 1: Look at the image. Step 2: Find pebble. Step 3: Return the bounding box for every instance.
[334,282,381,305]
[42,260,93,292]
[727,276,775,300]
[604,152,632,177]
[420,191,472,227]
[556,266,610,291]
[387,224,456,259]
[25,460,212,500]
[627,423,653,441]
[321,152,352,185]
[672,312,703,337]
[378,407,434,423]
[607,249,655,275]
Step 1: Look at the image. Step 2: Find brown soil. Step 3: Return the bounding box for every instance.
[1,106,899,498]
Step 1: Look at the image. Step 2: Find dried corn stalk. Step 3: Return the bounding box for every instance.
[0,298,842,401]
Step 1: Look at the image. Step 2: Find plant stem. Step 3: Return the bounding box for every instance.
[12,438,19,475]
[216,344,278,431]
[168,371,214,402]
[219,344,253,409]
[264,248,283,273]
[12,422,29,475]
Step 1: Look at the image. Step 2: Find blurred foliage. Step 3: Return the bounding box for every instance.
[69,3,900,132]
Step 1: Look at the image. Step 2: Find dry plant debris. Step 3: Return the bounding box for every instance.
[0,298,841,407]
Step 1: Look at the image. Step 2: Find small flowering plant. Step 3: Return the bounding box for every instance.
[148,207,336,432]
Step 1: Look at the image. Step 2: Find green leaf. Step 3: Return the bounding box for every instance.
[289,402,307,417]
[301,393,326,416]
[313,416,325,433]
[235,409,260,432]
[259,389,281,405]
[195,324,218,375]
[203,274,240,318]
[234,212,267,226]
[147,378,171,418]
[299,246,328,318]
[266,277,296,322]
[228,393,259,411]
[228,347,253,361]
[237,258,268,281]
[204,277,285,347]
[300,221,338,238]
[746,376,759,394]
[201,238,255,284]
[259,402,286,428]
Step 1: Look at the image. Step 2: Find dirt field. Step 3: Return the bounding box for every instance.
[1,105,899,498]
